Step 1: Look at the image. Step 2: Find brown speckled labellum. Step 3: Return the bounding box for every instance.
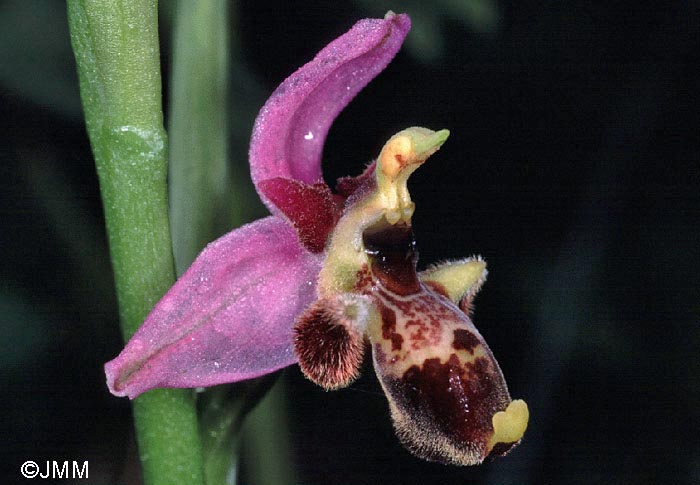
[293,126,527,465]
[363,221,525,465]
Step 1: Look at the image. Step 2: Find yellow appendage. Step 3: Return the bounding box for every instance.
[488,399,529,450]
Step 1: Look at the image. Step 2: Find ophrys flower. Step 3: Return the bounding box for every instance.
[105,12,528,466]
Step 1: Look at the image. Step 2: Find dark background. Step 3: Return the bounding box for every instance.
[1,0,698,483]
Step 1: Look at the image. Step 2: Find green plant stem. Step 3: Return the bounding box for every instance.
[242,379,296,485]
[67,1,205,484]
[169,0,229,275]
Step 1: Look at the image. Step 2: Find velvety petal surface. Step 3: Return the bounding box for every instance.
[249,13,411,212]
[257,177,342,253]
[105,216,322,399]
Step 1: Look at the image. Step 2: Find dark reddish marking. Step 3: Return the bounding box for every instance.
[378,287,457,325]
[293,301,364,390]
[409,329,425,341]
[258,178,341,253]
[379,289,417,317]
[379,303,403,351]
[378,287,470,351]
[373,342,388,364]
[452,329,480,354]
[362,221,421,296]
[353,264,374,293]
[386,353,510,463]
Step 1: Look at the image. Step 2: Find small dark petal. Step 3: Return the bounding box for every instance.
[335,161,376,199]
[294,299,366,390]
[258,178,342,253]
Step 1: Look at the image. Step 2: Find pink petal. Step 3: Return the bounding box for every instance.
[249,13,411,213]
[105,216,322,399]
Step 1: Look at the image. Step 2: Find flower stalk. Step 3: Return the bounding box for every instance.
[168,0,230,273]
[67,1,205,483]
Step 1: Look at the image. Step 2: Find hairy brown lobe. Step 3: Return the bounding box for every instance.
[294,300,365,390]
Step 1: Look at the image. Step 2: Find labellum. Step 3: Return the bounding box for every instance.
[294,127,528,465]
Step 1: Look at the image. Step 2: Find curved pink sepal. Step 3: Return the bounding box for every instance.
[105,216,322,399]
[249,13,411,212]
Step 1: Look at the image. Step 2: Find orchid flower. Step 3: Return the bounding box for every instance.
[105,12,528,466]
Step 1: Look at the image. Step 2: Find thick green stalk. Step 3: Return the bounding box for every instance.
[169,0,229,274]
[67,1,205,484]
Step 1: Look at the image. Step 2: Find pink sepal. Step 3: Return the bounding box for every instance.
[249,13,411,213]
[105,216,321,399]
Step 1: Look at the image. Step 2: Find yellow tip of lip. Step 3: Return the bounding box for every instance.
[488,399,529,450]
